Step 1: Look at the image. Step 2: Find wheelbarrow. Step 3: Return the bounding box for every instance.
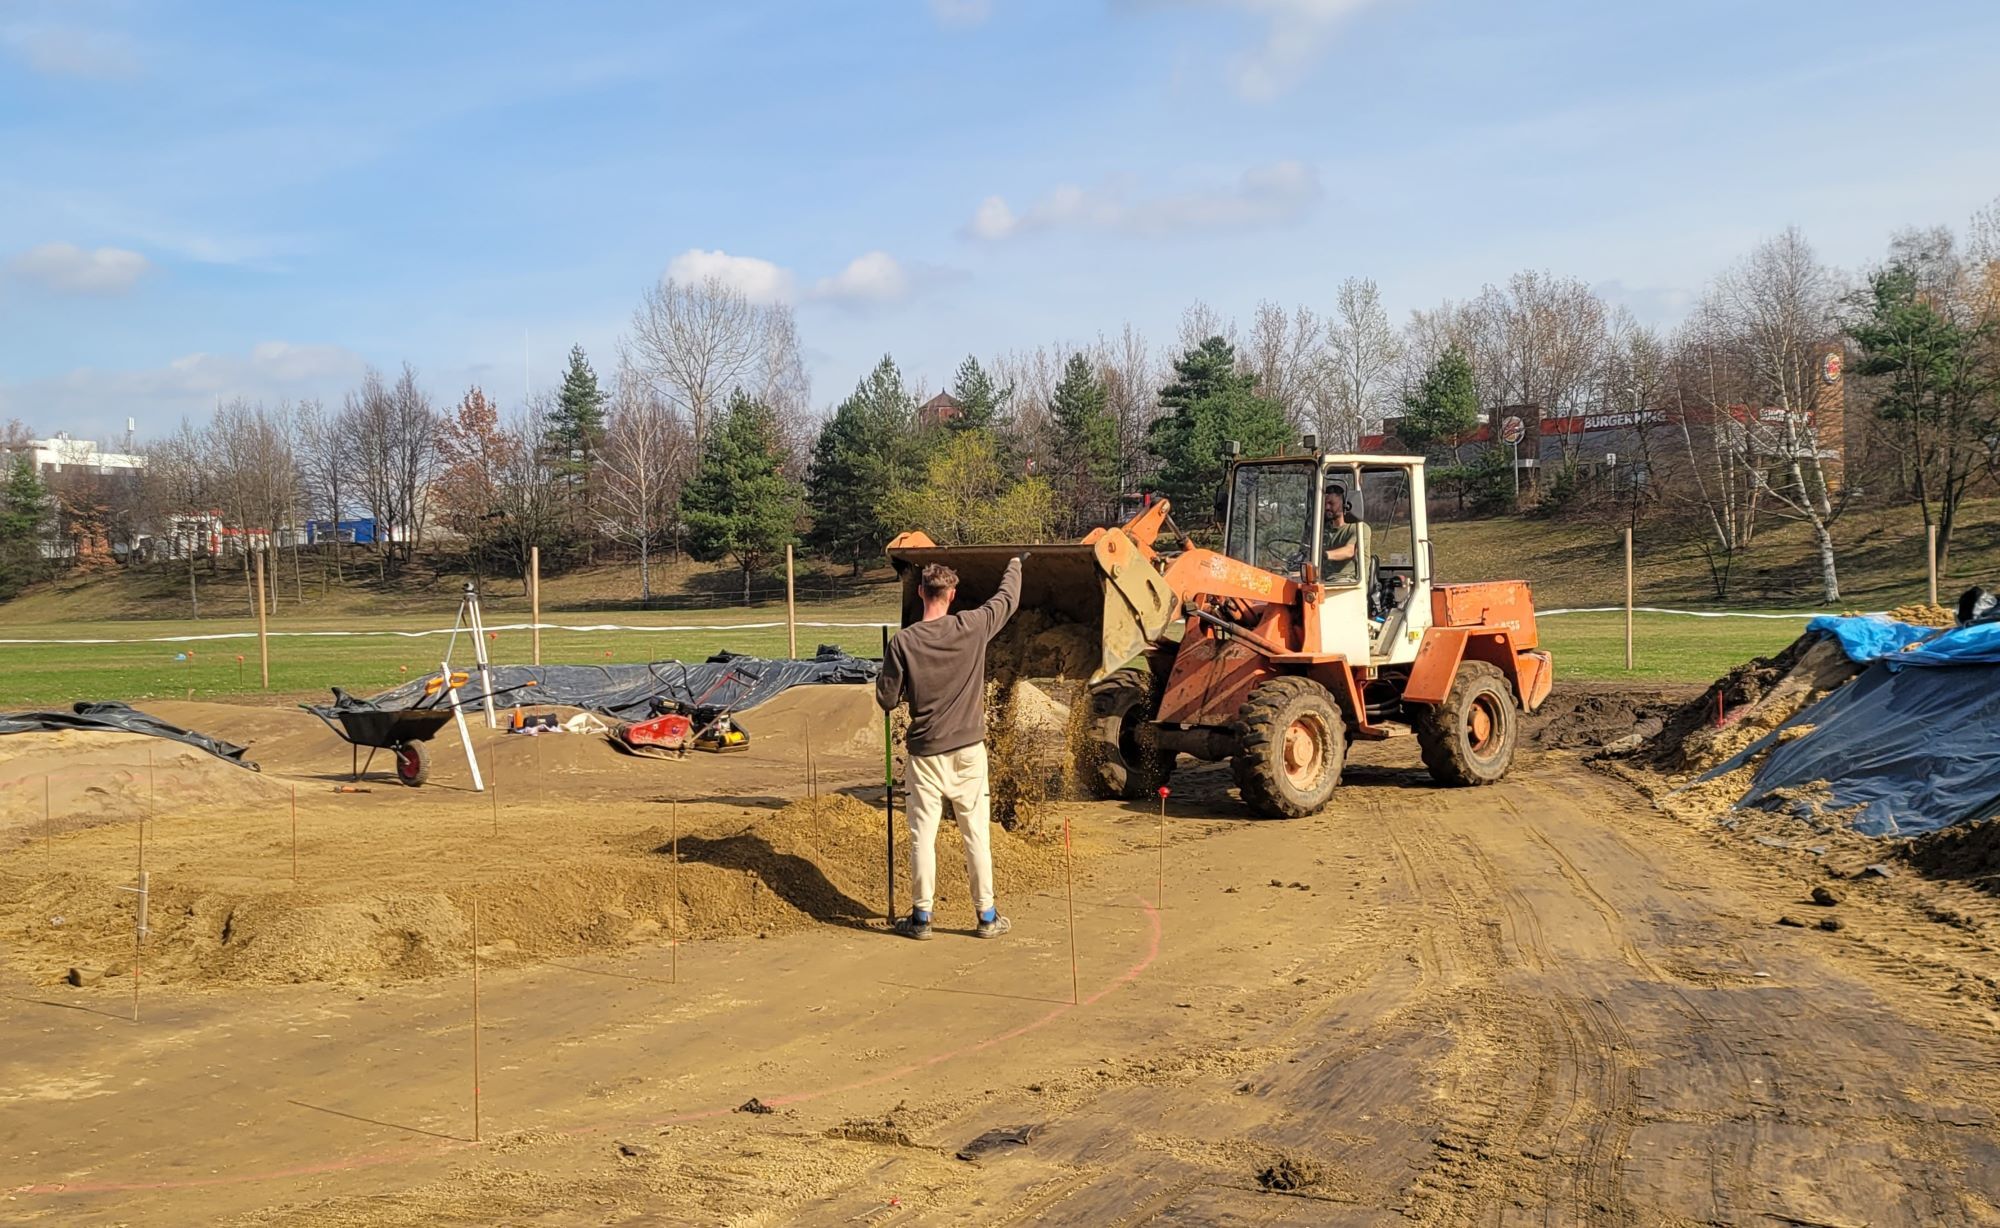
[309,706,457,786]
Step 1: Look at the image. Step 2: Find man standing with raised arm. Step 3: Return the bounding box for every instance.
[875,554,1024,940]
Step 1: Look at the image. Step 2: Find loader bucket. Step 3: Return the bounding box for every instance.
[886,533,1180,683]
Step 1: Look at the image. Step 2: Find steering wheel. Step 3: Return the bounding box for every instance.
[1260,534,1308,574]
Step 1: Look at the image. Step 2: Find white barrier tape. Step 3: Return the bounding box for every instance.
[1,608,1858,646]
[1538,607,1831,620]
[0,620,899,646]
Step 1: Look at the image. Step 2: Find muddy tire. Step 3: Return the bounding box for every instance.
[1231,676,1345,818]
[1414,661,1519,787]
[1088,668,1172,799]
[394,741,429,788]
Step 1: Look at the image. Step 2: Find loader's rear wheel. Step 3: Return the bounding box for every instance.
[1414,661,1519,787]
[1088,668,1172,800]
[1232,677,1345,818]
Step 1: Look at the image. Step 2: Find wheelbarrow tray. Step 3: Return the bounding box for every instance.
[332,708,455,749]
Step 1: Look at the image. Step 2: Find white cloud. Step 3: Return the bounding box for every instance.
[1187,0,1390,100]
[810,251,913,304]
[965,160,1323,241]
[1,24,140,79]
[665,248,797,305]
[928,0,993,28]
[0,342,369,439]
[9,242,151,295]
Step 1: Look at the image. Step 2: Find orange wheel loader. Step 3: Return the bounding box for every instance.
[887,447,1552,819]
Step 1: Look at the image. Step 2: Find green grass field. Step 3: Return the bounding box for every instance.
[0,604,1805,707]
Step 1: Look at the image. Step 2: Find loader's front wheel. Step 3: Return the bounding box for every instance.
[1232,676,1345,818]
[1088,668,1172,800]
[1414,661,1519,787]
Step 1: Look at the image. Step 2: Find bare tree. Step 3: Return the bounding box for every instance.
[1176,300,1239,358]
[490,396,567,583]
[350,364,442,570]
[599,368,693,601]
[1322,277,1402,449]
[1712,228,1849,602]
[294,396,354,581]
[1247,300,1324,431]
[1099,322,1157,495]
[628,274,802,449]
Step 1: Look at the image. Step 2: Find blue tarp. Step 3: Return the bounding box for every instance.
[1699,620,2000,836]
[1807,614,2000,668]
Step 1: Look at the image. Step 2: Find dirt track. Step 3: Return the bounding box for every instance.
[5,704,2000,1225]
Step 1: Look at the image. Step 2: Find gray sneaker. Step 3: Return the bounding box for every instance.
[894,911,933,941]
[975,914,1012,939]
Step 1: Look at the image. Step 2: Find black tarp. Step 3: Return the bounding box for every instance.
[1702,661,2000,836]
[0,701,258,769]
[328,648,879,724]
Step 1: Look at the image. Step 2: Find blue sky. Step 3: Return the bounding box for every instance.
[3,0,1997,441]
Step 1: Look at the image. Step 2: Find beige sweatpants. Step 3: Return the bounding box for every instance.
[906,743,996,915]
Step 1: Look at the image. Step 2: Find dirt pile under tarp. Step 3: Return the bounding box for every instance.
[0,794,1081,989]
[1634,633,1860,775]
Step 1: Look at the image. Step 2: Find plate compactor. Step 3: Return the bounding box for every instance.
[614,666,755,758]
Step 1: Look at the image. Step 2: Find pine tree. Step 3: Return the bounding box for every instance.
[948,354,1009,434]
[0,455,48,598]
[805,356,927,572]
[547,344,608,482]
[1397,345,1484,514]
[1144,336,1291,521]
[1048,352,1119,532]
[679,392,802,603]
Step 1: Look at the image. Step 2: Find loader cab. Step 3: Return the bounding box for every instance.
[1220,453,1433,667]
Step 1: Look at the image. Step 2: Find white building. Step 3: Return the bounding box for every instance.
[23,430,148,477]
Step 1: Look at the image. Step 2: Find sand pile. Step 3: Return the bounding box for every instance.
[0,730,286,844]
[1877,603,1955,628]
[1901,817,2000,894]
[0,795,1081,989]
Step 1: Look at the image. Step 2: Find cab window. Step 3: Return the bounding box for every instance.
[1224,462,1319,578]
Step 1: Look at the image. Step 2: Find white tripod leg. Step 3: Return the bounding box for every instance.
[467,589,499,729]
[444,661,485,792]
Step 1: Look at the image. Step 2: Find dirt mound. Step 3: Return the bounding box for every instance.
[0,729,287,844]
[1524,686,1687,751]
[1636,633,1858,774]
[0,793,1082,989]
[1900,817,2000,895]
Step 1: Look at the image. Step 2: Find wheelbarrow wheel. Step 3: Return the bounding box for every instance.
[393,741,429,788]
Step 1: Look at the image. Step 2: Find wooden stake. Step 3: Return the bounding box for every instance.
[254,550,271,689]
[471,893,482,1143]
[1064,815,1078,1006]
[135,758,149,1023]
[669,800,678,985]
[785,544,798,659]
[291,783,299,885]
[490,733,500,836]
[1623,527,1634,672]
[44,774,52,872]
[1927,523,1939,608]
[530,545,542,667]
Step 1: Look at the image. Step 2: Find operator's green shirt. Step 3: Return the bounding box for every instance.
[1324,521,1368,584]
